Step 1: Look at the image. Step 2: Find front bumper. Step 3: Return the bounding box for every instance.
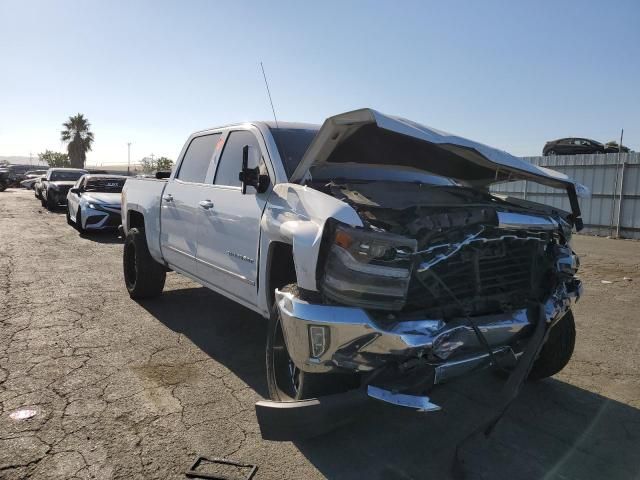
[83,205,122,230]
[276,278,581,384]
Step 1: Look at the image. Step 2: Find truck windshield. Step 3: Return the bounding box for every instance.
[269,127,318,178]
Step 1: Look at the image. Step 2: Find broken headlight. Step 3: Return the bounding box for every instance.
[321,224,417,311]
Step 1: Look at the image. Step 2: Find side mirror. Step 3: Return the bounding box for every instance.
[239,145,269,194]
[70,187,80,194]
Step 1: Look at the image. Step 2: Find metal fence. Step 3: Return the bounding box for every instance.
[491,152,640,239]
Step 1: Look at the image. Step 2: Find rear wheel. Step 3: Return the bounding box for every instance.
[266,284,359,401]
[528,310,576,381]
[123,227,166,299]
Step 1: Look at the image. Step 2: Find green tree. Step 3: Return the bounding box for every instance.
[38,150,70,167]
[140,156,174,173]
[156,157,174,171]
[60,114,94,168]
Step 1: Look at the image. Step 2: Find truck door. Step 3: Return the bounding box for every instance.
[195,128,270,307]
[160,133,221,274]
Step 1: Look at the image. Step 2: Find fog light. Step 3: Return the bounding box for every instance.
[309,325,329,359]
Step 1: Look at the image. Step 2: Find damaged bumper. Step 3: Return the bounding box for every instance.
[276,278,581,384]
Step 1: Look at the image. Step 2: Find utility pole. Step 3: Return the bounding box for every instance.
[29,152,33,165]
[127,142,131,176]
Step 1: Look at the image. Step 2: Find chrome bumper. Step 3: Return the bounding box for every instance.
[276,279,581,383]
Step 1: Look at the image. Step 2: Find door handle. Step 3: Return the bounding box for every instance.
[162,194,173,202]
[199,200,214,210]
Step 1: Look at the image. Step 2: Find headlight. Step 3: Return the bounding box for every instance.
[320,224,417,311]
[88,203,97,209]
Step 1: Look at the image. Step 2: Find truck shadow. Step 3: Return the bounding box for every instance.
[137,285,269,397]
[138,286,640,480]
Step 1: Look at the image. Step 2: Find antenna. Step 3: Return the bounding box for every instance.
[260,62,279,128]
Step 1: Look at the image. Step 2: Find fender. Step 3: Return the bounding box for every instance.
[257,183,362,313]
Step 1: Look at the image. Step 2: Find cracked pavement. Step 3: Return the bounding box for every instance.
[1,188,639,479]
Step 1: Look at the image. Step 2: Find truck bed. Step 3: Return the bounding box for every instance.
[121,177,167,262]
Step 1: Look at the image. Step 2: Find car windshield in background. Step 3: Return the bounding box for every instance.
[85,178,126,193]
[269,127,318,178]
[50,171,85,181]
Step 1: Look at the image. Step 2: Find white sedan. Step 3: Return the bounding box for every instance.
[66,174,127,232]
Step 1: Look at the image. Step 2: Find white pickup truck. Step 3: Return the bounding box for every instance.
[121,108,583,413]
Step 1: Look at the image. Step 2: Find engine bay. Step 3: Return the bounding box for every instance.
[312,180,574,318]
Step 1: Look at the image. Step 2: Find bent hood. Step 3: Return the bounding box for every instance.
[289,108,578,191]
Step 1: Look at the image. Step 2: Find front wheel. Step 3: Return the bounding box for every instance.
[528,310,576,381]
[75,209,85,233]
[266,284,359,401]
[123,227,166,299]
[45,193,56,210]
[66,207,74,226]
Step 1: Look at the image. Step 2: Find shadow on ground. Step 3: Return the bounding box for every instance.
[47,206,123,243]
[138,286,269,397]
[140,286,640,480]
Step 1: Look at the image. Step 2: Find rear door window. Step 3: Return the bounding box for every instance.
[214,130,260,187]
[176,134,220,183]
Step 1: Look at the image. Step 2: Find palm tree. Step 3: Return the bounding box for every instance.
[61,114,94,168]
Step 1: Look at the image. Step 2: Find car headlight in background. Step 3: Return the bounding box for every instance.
[320,224,417,311]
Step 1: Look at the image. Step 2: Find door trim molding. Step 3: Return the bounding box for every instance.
[196,257,256,286]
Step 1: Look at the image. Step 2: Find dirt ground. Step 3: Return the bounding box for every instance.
[1,188,639,480]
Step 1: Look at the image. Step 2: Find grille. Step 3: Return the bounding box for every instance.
[407,236,551,317]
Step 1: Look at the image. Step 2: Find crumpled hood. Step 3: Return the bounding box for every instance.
[83,192,121,205]
[289,108,578,191]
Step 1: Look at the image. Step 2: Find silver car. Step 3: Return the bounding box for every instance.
[66,174,127,232]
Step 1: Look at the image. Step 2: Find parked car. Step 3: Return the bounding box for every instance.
[604,141,631,154]
[0,164,37,188]
[0,169,9,191]
[21,172,47,190]
[33,175,46,199]
[66,174,127,232]
[40,168,88,210]
[120,108,583,430]
[543,137,605,156]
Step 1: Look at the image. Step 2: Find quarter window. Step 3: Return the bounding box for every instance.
[214,130,261,187]
[176,134,220,183]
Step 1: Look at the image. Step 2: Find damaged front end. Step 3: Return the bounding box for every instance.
[275,181,582,397]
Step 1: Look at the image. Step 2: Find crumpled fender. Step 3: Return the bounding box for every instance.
[260,183,362,294]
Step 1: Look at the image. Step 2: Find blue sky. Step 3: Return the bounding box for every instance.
[1,0,638,165]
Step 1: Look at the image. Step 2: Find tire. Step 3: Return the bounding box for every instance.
[528,310,576,381]
[266,284,359,401]
[45,192,56,210]
[0,183,7,192]
[123,227,166,299]
[66,207,74,226]
[75,209,85,233]
[40,195,46,207]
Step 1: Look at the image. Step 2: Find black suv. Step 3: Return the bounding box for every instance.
[543,138,605,156]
